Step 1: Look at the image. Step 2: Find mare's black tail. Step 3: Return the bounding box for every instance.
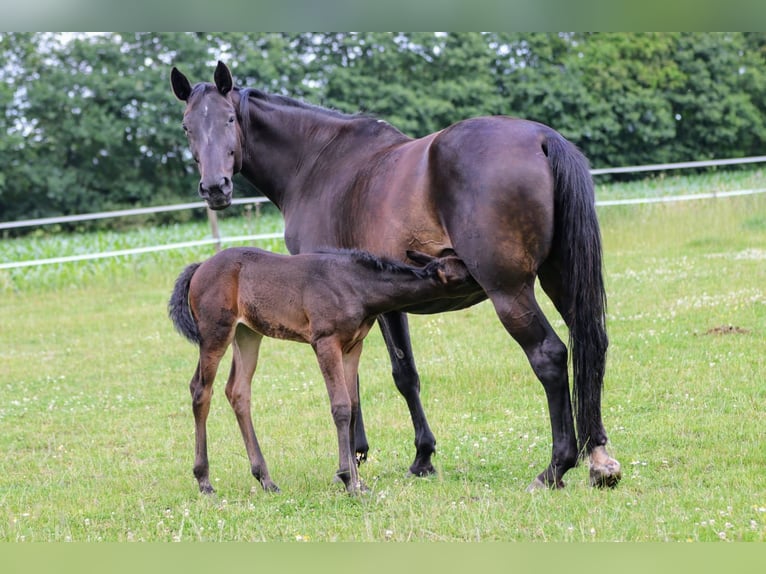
[168,262,203,345]
[546,133,609,455]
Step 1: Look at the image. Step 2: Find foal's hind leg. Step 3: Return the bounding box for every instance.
[378,312,436,477]
[226,326,279,493]
[488,283,579,490]
[190,346,227,494]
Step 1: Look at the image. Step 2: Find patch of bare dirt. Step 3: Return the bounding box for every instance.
[703,325,751,335]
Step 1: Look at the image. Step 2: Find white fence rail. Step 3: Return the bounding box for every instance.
[589,155,766,175]
[2,156,765,270]
[0,196,272,231]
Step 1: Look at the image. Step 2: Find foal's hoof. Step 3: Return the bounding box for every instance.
[347,481,369,496]
[334,470,368,495]
[261,480,281,493]
[589,446,622,488]
[198,484,216,495]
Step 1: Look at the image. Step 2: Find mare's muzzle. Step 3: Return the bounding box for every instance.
[199,177,233,210]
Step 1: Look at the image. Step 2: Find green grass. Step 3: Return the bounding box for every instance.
[1,171,765,541]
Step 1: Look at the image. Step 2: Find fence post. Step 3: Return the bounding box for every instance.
[206,207,221,252]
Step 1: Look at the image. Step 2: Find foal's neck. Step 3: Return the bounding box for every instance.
[359,267,445,315]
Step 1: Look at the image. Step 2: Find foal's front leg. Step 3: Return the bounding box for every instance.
[342,341,368,491]
[227,329,280,493]
[314,336,363,494]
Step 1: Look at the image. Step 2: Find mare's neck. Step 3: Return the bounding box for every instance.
[235,89,408,209]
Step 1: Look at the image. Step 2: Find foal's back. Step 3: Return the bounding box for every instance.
[189,247,404,344]
[190,247,324,344]
[187,246,472,348]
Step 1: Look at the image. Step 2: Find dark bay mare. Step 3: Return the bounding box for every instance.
[170,61,622,490]
[168,247,477,494]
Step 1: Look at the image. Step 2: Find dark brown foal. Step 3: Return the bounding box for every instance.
[169,247,476,495]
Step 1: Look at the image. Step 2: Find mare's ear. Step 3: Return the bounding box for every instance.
[406,250,436,266]
[214,60,234,95]
[170,67,192,102]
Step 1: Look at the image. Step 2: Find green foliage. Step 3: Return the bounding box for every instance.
[1,32,766,225]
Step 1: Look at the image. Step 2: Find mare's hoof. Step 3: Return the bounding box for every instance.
[588,446,622,488]
[589,463,622,488]
[198,484,216,495]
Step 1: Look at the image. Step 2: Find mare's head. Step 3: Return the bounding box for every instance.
[171,61,243,210]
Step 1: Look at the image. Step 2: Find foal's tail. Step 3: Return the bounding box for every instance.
[168,262,203,345]
[546,133,609,456]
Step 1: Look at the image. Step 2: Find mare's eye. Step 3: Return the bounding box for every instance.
[227,115,235,125]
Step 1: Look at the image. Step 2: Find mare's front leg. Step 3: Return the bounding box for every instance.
[378,312,436,476]
[352,374,369,463]
[226,327,280,493]
[313,336,363,494]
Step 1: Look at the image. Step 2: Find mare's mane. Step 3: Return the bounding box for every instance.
[238,87,358,121]
[235,87,406,140]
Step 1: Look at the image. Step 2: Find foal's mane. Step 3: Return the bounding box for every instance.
[315,248,431,279]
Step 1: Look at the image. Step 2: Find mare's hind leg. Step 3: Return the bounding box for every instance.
[378,312,436,477]
[190,345,227,494]
[538,262,621,488]
[488,282,579,490]
[226,326,279,493]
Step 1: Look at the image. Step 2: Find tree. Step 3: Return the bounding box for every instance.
[670,33,766,161]
[312,33,504,138]
[2,32,765,227]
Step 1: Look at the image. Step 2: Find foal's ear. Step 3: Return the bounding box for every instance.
[406,250,436,266]
[214,60,234,96]
[170,67,192,102]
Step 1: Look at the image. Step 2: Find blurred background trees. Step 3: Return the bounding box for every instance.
[2,32,765,224]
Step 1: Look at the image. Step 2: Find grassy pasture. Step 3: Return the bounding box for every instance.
[1,170,765,542]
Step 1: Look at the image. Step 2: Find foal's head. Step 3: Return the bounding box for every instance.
[171,61,243,210]
[407,250,475,287]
